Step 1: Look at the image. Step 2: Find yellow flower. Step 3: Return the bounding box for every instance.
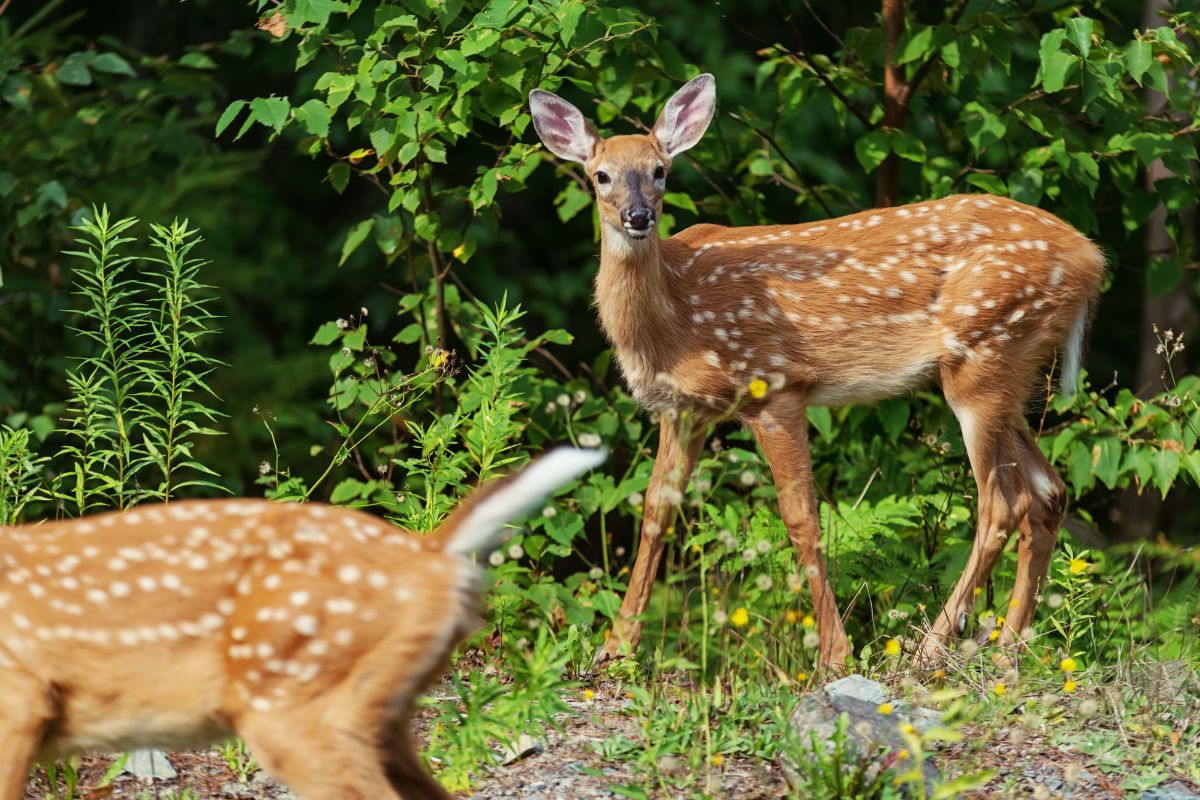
[711,754,725,767]
[996,616,1005,627]
[974,587,983,596]
[933,669,946,680]
[796,671,809,682]
[1069,558,1089,574]
[748,379,768,399]
[901,723,915,735]
[993,682,1007,696]
[731,607,750,627]
[878,703,894,715]
[801,614,815,628]
[785,609,799,625]
[429,348,450,368]
[884,638,901,656]
[584,689,595,701]
[988,628,1000,641]
[897,748,910,761]
[1060,657,1078,673]
[1063,680,1077,693]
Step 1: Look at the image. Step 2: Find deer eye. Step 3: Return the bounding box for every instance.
[652,165,665,180]
[595,171,610,185]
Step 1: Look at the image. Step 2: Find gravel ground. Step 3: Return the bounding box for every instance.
[21,683,1199,800]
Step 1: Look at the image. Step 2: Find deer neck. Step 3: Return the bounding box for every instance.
[595,224,674,354]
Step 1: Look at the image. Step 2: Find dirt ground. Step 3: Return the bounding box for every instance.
[21,683,1199,800]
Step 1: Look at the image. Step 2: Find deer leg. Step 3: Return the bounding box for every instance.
[1000,423,1067,646]
[382,701,452,800]
[596,420,705,664]
[239,704,406,800]
[0,668,52,800]
[921,369,1032,664]
[745,392,851,671]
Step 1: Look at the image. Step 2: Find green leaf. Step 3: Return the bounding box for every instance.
[1041,51,1077,92]
[56,53,94,86]
[1150,447,1181,497]
[1147,258,1182,297]
[328,162,350,194]
[179,51,217,70]
[1124,40,1152,85]
[897,26,933,65]
[854,130,890,172]
[807,407,833,440]
[294,99,331,137]
[558,1,585,46]
[964,173,1006,195]
[1065,17,1093,59]
[663,192,697,214]
[961,101,1006,152]
[890,130,926,163]
[249,96,291,135]
[215,100,246,136]
[91,52,136,76]
[877,399,909,441]
[339,219,375,266]
[310,321,343,345]
[1092,437,1121,489]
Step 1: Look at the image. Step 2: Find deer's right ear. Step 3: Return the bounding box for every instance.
[529,89,598,165]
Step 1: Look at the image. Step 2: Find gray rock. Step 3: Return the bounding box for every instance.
[1142,782,1200,800]
[123,749,177,780]
[782,678,940,795]
[500,732,544,764]
[824,674,887,704]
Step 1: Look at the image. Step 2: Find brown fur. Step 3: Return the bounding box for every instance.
[1,500,474,799]
[530,77,1105,669]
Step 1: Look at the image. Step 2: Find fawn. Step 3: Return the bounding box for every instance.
[528,74,1104,669]
[0,447,605,800]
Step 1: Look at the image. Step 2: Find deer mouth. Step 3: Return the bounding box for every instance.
[623,223,654,239]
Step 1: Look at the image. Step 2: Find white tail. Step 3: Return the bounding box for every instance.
[1060,308,1090,398]
[530,75,1106,668]
[0,447,604,800]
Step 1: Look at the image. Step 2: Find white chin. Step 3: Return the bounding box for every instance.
[624,227,652,239]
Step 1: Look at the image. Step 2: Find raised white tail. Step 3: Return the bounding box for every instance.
[441,447,607,557]
[1061,308,1090,398]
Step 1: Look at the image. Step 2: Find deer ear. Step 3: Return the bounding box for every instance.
[529,89,599,165]
[652,74,716,158]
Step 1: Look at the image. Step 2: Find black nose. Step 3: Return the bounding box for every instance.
[622,206,654,231]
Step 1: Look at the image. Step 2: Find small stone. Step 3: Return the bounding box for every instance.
[123,748,177,780]
[823,674,887,704]
[1141,782,1200,800]
[500,733,543,764]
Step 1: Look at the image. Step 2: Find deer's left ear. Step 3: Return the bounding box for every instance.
[652,73,716,158]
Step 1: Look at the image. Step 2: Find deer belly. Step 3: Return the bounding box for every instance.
[36,642,233,759]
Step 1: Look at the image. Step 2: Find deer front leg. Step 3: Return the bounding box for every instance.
[0,668,52,800]
[744,392,852,672]
[596,419,705,665]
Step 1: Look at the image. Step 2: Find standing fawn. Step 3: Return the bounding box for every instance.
[529,74,1104,669]
[0,448,605,800]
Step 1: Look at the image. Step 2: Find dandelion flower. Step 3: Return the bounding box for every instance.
[574,389,587,404]
[713,609,729,625]
[742,547,757,562]
[756,539,772,554]
[556,393,571,407]
[578,432,602,448]
[507,544,524,560]
[897,748,910,761]
[803,631,820,649]
[988,628,1000,641]
[878,703,894,715]
[584,689,595,701]
[1069,558,1088,574]
[1063,680,1077,693]
[992,682,1007,696]
[785,609,799,625]
[627,492,644,507]
[1060,657,1078,673]
[748,379,768,399]
[731,607,750,627]
[973,586,983,596]
[542,505,557,518]
[755,574,773,591]
[1079,699,1098,717]
[802,614,815,628]
[901,723,915,735]
[710,754,725,767]
[933,669,946,680]
[1047,593,1064,609]
[488,551,505,567]
[787,573,804,592]
[739,470,756,486]
[884,638,901,656]
[796,671,808,682]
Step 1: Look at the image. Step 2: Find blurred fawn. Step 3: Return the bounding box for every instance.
[0,448,605,800]
[529,74,1104,668]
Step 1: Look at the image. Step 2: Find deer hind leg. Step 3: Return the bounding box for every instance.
[0,668,54,800]
[1000,422,1067,646]
[745,391,851,671]
[238,700,405,800]
[382,717,452,800]
[597,420,705,664]
[921,366,1033,663]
